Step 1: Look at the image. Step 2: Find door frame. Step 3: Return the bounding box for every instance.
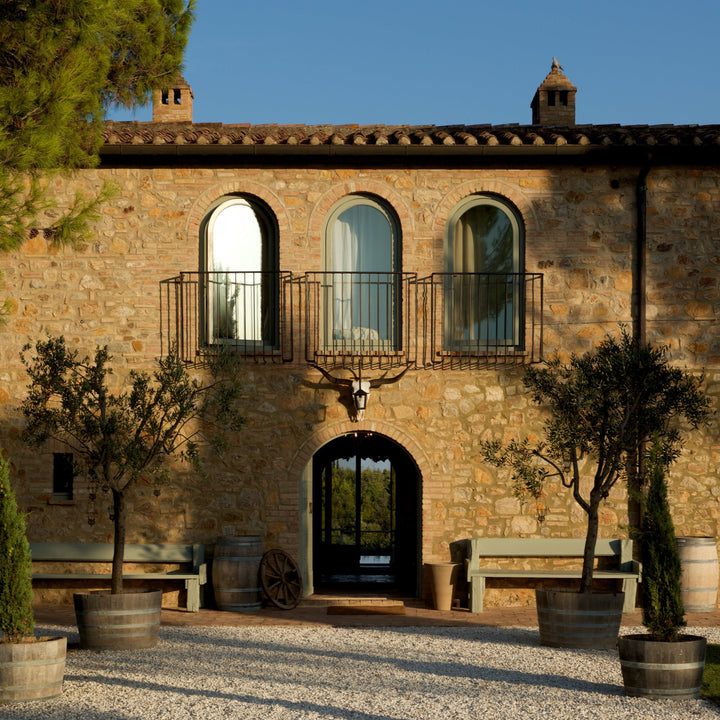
[299,431,421,597]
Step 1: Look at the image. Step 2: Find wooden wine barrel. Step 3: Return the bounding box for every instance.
[677,537,718,612]
[536,588,624,650]
[0,636,66,704]
[212,536,263,612]
[73,589,162,650]
[619,634,706,699]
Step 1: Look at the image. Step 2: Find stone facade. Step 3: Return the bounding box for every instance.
[2,70,719,607]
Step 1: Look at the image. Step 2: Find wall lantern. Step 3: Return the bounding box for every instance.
[351,380,371,420]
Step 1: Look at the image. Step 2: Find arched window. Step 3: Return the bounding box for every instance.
[323,195,401,350]
[203,196,279,348]
[444,195,524,350]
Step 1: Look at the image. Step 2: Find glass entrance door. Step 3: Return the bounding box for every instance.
[312,433,419,594]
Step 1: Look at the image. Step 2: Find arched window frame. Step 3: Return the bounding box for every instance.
[321,194,402,351]
[443,194,525,350]
[201,194,280,349]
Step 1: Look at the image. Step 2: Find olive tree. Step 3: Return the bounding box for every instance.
[482,328,711,594]
[20,336,244,594]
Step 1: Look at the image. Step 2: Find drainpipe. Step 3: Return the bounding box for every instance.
[634,159,651,345]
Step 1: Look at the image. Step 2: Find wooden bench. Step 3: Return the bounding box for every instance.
[462,538,641,613]
[29,542,207,612]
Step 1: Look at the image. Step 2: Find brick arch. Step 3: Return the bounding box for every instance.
[307,180,415,247]
[185,180,293,242]
[431,179,539,238]
[287,419,433,482]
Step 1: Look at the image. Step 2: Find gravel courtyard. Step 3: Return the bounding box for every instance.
[3,624,719,720]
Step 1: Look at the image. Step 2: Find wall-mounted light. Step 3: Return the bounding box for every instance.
[351,380,371,420]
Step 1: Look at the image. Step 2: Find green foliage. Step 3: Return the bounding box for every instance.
[481,327,711,593]
[0,0,195,251]
[324,462,394,553]
[703,644,720,706]
[639,437,685,641]
[0,454,34,642]
[19,335,244,591]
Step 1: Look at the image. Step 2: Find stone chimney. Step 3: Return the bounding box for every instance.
[531,58,576,126]
[152,73,193,123]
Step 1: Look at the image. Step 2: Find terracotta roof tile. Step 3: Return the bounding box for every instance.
[100,121,720,157]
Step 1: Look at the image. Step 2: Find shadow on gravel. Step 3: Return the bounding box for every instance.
[65,674,410,720]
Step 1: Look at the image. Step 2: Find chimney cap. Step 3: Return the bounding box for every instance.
[531,58,577,126]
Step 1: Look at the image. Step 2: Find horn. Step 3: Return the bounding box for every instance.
[369,365,409,388]
[313,365,354,388]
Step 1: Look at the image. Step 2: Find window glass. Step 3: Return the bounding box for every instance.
[324,196,399,348]
[53,453,73,500]
[445,196,522,348]
[205,197,276,346]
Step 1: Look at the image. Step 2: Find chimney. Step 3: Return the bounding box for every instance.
[152,73,194,123]
[531,58,576,126]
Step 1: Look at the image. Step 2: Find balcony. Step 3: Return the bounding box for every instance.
[417,272,544,369]
[303,272,417,371]
[160,271,295,363]
[160,271,543,369]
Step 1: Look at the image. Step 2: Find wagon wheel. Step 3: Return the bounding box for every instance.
[260,548,303,610]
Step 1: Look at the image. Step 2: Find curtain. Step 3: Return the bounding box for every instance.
[211,202,263,341]
[450,205,514,345]
[330,205,393,342]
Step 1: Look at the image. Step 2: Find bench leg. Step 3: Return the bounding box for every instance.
[185,579,200,613]
[621,578,637,613]
[469,576,486,613]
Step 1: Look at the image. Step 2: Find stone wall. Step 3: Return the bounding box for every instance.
[1,162,718,606]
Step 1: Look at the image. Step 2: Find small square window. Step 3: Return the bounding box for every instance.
[53,453,74,500]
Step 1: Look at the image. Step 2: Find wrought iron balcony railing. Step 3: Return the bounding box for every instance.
[160,271,294,363]
[416,272,544,368]
[303,271,417,370]
[160,271,543,369]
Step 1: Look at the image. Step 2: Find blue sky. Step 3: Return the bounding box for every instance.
[109,0,720,127]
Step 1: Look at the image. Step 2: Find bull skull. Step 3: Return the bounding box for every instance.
[314,364,409,421]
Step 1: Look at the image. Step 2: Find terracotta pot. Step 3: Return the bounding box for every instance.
[74,589,162,650]
[0,636,66,704]
[619,633,707,699]
[428,562,461,611]
[536,588,624,650]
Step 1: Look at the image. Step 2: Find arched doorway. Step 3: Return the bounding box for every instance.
[312,432,421,596]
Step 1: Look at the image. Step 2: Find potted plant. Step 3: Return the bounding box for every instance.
[0,453,66,703]
[482,327,711,649]
[618,437,706,699]
[20,336,244,650]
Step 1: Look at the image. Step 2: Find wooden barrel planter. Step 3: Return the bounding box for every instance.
[0,636,66,704]
[73,589,162,650]
[536,588,624,650]
[619,634,707,699]
[677,537,719,612]
[212,536,263,612]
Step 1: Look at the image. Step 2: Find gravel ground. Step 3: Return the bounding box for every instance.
[4,625,720,720]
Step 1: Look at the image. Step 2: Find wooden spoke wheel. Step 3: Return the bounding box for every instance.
[260,548,303,610]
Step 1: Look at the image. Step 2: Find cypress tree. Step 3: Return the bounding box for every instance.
[0,454,34,642]
[640,437,685,641]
